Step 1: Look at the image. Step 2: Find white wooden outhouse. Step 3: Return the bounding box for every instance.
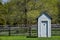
[37,12,51,37]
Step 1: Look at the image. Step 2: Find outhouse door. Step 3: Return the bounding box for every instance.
[41,21,48,37]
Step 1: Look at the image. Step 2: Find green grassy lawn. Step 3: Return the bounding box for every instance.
[0,36,60,40]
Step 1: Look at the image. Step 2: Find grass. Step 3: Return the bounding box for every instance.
[0,36,60,40]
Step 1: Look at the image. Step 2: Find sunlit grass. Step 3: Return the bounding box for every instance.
[0,36,60,40]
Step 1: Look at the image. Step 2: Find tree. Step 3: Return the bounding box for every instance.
[57,1,60,24]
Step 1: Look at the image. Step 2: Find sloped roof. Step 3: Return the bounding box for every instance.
[37,12,52,20]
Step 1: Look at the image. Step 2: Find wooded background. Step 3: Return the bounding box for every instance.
[0,0,60,25]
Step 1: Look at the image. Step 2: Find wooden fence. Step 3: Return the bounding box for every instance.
[0,24,60,36]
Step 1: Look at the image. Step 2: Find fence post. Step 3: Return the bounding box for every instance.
[29,26,31,36]
[8,25,11,36]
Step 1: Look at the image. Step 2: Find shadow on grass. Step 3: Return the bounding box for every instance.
[27,36,38,38]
